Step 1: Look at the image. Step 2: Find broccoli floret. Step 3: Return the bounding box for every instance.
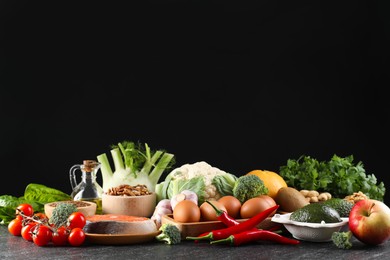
[49,202,78,228]
[156,223,181,245]
[331,231,353,249]
[233,175,268,204]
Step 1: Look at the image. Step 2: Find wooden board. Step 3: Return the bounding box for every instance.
[161,214,279,240]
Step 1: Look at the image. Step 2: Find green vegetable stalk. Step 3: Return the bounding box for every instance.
[97,141,175,192]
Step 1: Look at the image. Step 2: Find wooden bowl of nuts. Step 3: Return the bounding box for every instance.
[102,184,156,218]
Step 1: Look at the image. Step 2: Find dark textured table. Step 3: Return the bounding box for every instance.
[1,226,390,259]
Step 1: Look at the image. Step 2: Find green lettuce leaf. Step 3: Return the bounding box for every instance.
[23,183,71,204]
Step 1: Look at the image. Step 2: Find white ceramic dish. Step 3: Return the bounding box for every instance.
[271,213,349,242]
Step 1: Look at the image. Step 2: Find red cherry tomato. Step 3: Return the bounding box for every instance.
[34,212,48,221]
[68,227,85,246]
[16,203,34,217]
[52,226,69,246]
[8,218,23,236]
[21,223,37,241]
[33,225,53,246]
[67,212,86,229]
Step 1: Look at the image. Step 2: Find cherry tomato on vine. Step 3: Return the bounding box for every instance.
[34,212,48,221]
[8,218,23,236]
[33,225,53,246]
[21,223,37,241]
[68,227,85,246]
[52,226,69,246]
[16,203,34,217]
[67,212,86,229]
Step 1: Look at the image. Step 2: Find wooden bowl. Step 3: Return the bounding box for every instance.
[102,193,156,218]
[44,200,97,219]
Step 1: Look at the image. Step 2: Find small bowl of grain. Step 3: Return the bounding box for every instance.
[102,184,156,218]
[44,200,97,219]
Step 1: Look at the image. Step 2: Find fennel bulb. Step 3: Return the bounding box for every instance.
[97,141,175,192]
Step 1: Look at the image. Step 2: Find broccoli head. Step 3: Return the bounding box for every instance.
[233,175,268,204]
[49,202,78,228]
[331,231,353,249]
[156,223,181,245]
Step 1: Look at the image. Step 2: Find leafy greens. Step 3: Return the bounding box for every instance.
[279,155,385,201]
[0,183,71,225]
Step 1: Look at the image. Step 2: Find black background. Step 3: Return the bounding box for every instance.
[1,1,389,203]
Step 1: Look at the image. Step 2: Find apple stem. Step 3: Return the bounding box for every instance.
[368,202,375,216]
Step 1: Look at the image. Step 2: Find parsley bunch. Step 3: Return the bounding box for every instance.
[279,155,385,201]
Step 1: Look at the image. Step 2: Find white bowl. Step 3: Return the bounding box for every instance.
[271,213,349,242]
[102,193,156,218]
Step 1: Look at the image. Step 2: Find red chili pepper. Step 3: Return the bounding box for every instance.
[193,201,238,243]
[205,200,239,227]
[205,200,283,232]
[267,223,283,232]
[210,229,300,246]
[186,204,279,242]
[194,201,241,243]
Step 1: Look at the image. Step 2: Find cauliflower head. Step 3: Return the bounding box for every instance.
[155,161,237,204]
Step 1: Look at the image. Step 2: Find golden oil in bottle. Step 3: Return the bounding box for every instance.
[70,160,103,214]
[79,198,102,214]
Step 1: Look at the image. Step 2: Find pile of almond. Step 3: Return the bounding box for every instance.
[299,190,332,203]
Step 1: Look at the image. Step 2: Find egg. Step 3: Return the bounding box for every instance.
[199,200,227,221]
[173,200,201,223]
[218,195,242,219]
[240,195,277,219]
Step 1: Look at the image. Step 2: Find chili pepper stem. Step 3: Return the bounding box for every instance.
[210,235,234,245]
[205,200,239,227]
[186,233,214,241]
[205,200,224,217]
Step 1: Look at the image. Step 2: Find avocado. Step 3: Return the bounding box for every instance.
[321,198,354,218]
[290,203,342,223]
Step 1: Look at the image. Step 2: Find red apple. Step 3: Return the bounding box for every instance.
[349,199,390,245]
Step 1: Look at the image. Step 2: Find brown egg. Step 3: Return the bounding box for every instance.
[199,200,227,221]
[240,195,277,219]
[173,200,201,223]
[218,196,242,219]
